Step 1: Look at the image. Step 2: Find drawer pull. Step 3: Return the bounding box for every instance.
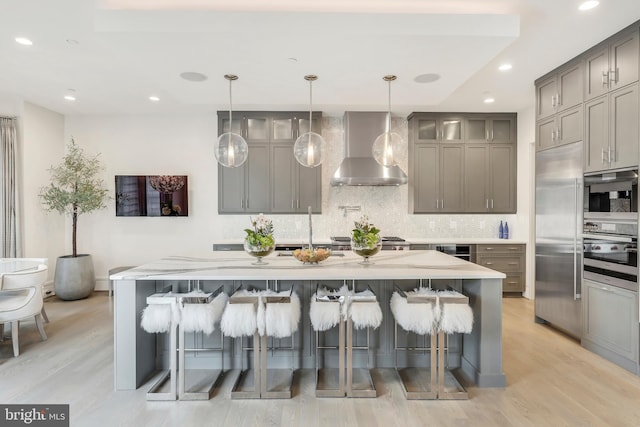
[508,262,518,266]
[507,281,518,285]
[485,247,494,251]
[485,262,493,265]
[508,247,519,251]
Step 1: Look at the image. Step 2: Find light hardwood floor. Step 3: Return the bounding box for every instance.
[2,293,640,427]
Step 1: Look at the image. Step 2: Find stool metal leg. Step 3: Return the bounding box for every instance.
[146,320,177,401]
[178,327,225,401]
[346,316,376,398]
[437,331,468,400]
[231,331,262,399]
[394,321,437,400]
[315,314,346,397]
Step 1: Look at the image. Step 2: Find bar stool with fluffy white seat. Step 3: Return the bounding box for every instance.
[0,264,48,357]
[220,288,261,399]
[309,284,349,397]
[345,284,382,398]
[177,285,228,400]
[259,286,300,399]
[436,290,473,400]
[140,292,180,400]
[390,285,439,399]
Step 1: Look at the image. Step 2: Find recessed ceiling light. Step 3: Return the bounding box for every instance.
[578,1,599,11]
[66,39,79,45]
[180,72,208,82]
[484,97,495,104]
[149,96,160,102]
[414,73,441,83]
[498,63,513,71]
[64,95,76,101]
[288,57,298,62]
[15,37,33,46]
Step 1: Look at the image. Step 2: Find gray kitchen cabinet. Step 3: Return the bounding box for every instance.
[582,279,638,373]
[536,105,583,151]
[466,114,516,144]
[584,83,639,172]
[536,61,584,120]
[585,28,639,101]
[409,143,464,213]
[476,244,526,293]
[218,111,322,214]
[271,143,321,213]
[410,113,464,143]
[465,144,516,213]
[409,112,517,214]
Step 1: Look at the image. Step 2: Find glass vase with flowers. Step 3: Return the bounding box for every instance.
[350,215,382,264]
[244,213,275,265]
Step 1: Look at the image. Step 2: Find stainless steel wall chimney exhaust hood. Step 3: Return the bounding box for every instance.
[330,111,408,186]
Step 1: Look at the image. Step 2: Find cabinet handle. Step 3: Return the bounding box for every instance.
[602,71,609,88]
[551,129,556,142]
[551,94,556,108]
[486,130,489,140]
[246,199,249,209]
[441,199,444,210]
[601,148,606,164]
[556,93,561,107]
[436,199,439,209]
[556,127,561,142]
[291,200,294,209]
[485,247,494,251]
[609,68,619,84]
[609,147,614,163]
[508,247,519,251]
[297,199,300,209]
[491,199,494,209]
[486,199,488,209]
[485,262,494,265]
[600,286,612,292]
[491,130,494,140]
[507,281,518,285]
[508,262,518,266]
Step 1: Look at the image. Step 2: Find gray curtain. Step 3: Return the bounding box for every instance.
[0,117,21,257]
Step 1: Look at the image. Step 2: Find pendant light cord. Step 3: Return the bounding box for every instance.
[308,79,313,131]
[387,79,392,132]
[228,78,233,127]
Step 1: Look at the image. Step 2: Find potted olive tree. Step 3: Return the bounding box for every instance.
[39,138,108,300]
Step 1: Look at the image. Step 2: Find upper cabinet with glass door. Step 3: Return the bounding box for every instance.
[410,113,464,143]
[466,114,516,144]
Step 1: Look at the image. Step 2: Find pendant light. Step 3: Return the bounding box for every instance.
[215,74,248,168]
[294,75,326,168]
[372,75,404,167]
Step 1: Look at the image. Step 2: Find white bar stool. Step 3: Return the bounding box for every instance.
[259,286,300,399]
[220,288,261,399]
[309,284,349,397]
[177,285,228,400]
[140,292,179,401]
[436,290,473,400]
[390,285,438,399]
[346,284,382,398]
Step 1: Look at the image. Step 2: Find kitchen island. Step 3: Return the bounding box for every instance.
[111,250,506,391]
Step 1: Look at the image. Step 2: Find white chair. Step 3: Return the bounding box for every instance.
[0,264,48,357]
[16,258,49,322]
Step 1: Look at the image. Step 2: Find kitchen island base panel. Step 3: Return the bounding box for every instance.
[112,251,506,391]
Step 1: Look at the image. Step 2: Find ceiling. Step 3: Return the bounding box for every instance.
[1,0,640,116]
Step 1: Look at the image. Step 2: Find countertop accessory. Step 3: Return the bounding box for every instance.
[215,74,248,168]
[372,75,404,168]
[292,247,332,264]
[244,214,275,265]
[351,215,382,264]
[294,75,326,168]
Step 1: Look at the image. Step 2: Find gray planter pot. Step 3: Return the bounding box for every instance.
[54,254,96,301]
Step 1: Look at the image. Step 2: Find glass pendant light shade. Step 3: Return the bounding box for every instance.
[372,75,404,167]
[294,131,325,167]
[294,75,326,168]
[215,132,249,168]
[215,74,248,168]
[372,130,403,167]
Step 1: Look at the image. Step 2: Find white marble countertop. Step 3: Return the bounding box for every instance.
[110,250,505,281]
[406,237,527,244]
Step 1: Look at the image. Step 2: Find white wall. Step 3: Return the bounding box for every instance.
[21,102,65,284]
[63,111,535,294]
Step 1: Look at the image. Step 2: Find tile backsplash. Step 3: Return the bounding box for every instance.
[216,116,522,241]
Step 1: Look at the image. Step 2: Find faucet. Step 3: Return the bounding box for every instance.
[308,206,313,250]
[338,205,362,217]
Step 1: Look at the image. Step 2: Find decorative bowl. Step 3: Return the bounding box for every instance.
[292,247,332,264]
[350,236,382,264]
[244,239,275,265]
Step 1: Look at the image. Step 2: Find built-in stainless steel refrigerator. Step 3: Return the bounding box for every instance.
[535,141,583,338]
